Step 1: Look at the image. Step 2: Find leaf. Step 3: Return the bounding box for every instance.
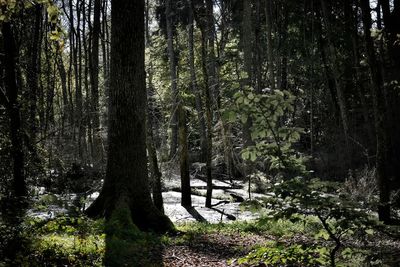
[250,151,257,162]
[248,92,254,100]
[315,230,330,240]
[274,89,284,97]
[241,114,248,124]
[365,229,374,235]
[236,96,244,104]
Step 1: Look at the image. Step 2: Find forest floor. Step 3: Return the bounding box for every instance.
[162,230,270,267]
[29,173,266,223]
[15,173,400,266]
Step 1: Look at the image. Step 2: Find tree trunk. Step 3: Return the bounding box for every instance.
[57,55,70,136]
[28,5,42,143]
[73,0,85,160]
[320,0,350,146]
[147,120,165,213]
[86,0,174,235]
[187,0,207,162]
[2,22,27,197]
[179,102,191,207]
[206,0,219,106]
[165,0,179,159]
[360,0,391,223]
[83,0,92,164]
[90,0,104,167]
[201,31,214,208]
[265,0,275,89]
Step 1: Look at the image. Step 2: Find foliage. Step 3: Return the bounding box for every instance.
[341,167,378,208]
[175,218,317,239]
[226,88,306,175]
[237,241,330,267]
[0,215,105,266]
[0,0,63,48]
[264,177,380,266]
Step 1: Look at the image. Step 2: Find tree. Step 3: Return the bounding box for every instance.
[360,0,391,223]
[165,0,179,159]
[1,22,27,197]
[90,0,104,167]
[86,0,174,235]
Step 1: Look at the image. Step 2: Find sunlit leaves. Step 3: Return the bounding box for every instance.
[230,88,305,173]
[0,0,63,51]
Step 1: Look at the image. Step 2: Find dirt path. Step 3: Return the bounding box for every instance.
[163,232,270,267]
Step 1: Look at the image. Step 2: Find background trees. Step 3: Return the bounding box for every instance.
[1,0,400,237]
[1,0,400,265]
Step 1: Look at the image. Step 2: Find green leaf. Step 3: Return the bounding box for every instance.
[365,229,374,235]
[222,110,236,122]
[274,89,284,96]
[241,114,248,123]
[250,151,257,162]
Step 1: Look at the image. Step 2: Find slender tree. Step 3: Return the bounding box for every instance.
[1,22,27,197]
[90,0,103,167]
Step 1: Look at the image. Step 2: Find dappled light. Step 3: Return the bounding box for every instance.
[1,0,400,266]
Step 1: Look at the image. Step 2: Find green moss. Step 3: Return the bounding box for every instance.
[103,201,164,266]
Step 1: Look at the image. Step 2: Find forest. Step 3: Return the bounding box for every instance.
[0,0,400,266]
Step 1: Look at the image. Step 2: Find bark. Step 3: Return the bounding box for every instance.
[320,0,350,145]
[265,0,275,89]
[205,0,219,106]
[2,22,27,197]
[348,0,374,145]
[28,5,42,142]
[187,0,207,162]
[147,122,165,213]
[75,0,87,161]
[193,1,216,207]
[179,102,191,207]
[101,0,110,113]
[254,0,262,92]
[360,0,391,223]
[86,0,174,234]
[165,0,179,159]
[90,0,104,167]
[146,9,165,213]
[85,0,94,165]
[57,55,69,135]
[241,0,254,149]
[201,31,214,208]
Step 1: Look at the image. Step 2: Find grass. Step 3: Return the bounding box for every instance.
[1,213,398,266]
[175,215,321,238]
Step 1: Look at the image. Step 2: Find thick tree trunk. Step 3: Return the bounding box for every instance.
[2,22,27,197]
[86,0,174,234]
